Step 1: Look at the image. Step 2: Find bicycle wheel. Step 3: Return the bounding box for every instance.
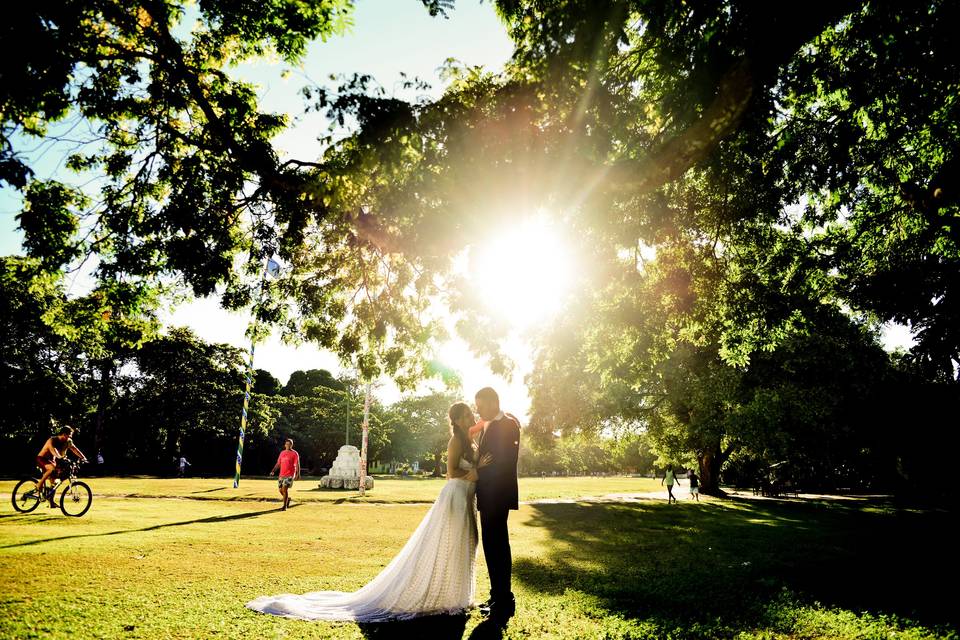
[59,481,92,517]
[11,478,42,513]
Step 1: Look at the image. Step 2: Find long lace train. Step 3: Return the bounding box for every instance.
[246,477,478,622]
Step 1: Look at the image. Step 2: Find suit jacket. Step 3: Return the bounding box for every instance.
[476,414,521,512]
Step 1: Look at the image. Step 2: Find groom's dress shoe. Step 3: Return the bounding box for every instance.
[480,596,515,619]
[490,599,516,620]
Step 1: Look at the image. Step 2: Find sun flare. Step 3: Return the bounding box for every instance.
[467,214,576,329]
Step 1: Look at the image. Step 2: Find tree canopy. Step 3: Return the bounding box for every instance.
[4,0,958,491]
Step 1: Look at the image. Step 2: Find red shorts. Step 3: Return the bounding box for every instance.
[36,456,54,469]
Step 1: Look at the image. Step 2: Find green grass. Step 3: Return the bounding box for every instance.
[0,475,665,505]
[0,479,954,639]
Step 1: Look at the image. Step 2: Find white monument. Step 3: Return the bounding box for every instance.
[319,445,374,490]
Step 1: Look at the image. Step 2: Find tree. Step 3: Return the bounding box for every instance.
[0,257,85,469]
[0,254,160,472]
[7,1,959,491]
[3,0,463,384]
[266,385,387,474]
[609,431,657,476]
[518,427,656,476]
[259,369,391,473]
[252,369,281,396]
[282,369,343,397]
[3,0,352,288]
[380,390,462,476]
[485,1,958,491]
[104,327,274,474]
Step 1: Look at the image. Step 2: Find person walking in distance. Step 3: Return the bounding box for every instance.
[662,465,679,504]
[688,469,700,501]
[177,455,191,477]
[269,438,300,511]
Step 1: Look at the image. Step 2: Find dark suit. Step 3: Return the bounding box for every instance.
[476,413,520,602]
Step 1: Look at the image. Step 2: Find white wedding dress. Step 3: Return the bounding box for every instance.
[246,457,478,622]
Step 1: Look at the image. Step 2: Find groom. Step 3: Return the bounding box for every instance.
[474,386,521,619]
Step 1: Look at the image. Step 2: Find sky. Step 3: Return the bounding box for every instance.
[0,0,916,419]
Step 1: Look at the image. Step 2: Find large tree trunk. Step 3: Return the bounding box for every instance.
[698,446,723,496]
[698,442,737,497]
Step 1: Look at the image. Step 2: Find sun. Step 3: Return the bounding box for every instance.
[467,214,576,329]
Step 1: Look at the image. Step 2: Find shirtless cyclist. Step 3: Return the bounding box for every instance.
[36,425,87,507]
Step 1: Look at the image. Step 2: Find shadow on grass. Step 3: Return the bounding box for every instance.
[514,498,955,636]
[2,514,63,524]
[465,615,511,640]
[0,507,279,549]
[355,611,511,640]
[357,612,467,639]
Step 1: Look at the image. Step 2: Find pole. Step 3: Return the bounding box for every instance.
[233,257,271,488]
[233,343,255,488]
[359,382,370,496]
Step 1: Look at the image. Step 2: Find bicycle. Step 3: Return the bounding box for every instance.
[11,458,93,517]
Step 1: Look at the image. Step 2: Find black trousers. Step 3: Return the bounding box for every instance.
[480,507,513,600]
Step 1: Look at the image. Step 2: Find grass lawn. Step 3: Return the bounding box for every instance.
[0,478,954,639]
[0,475,665,505]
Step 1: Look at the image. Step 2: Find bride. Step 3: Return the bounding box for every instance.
[246,402,490,622]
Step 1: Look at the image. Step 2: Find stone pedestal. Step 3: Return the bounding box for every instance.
[318,445,374,490]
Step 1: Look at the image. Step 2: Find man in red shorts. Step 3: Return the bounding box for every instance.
[36,425,87,507]
[269,438,300,511]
